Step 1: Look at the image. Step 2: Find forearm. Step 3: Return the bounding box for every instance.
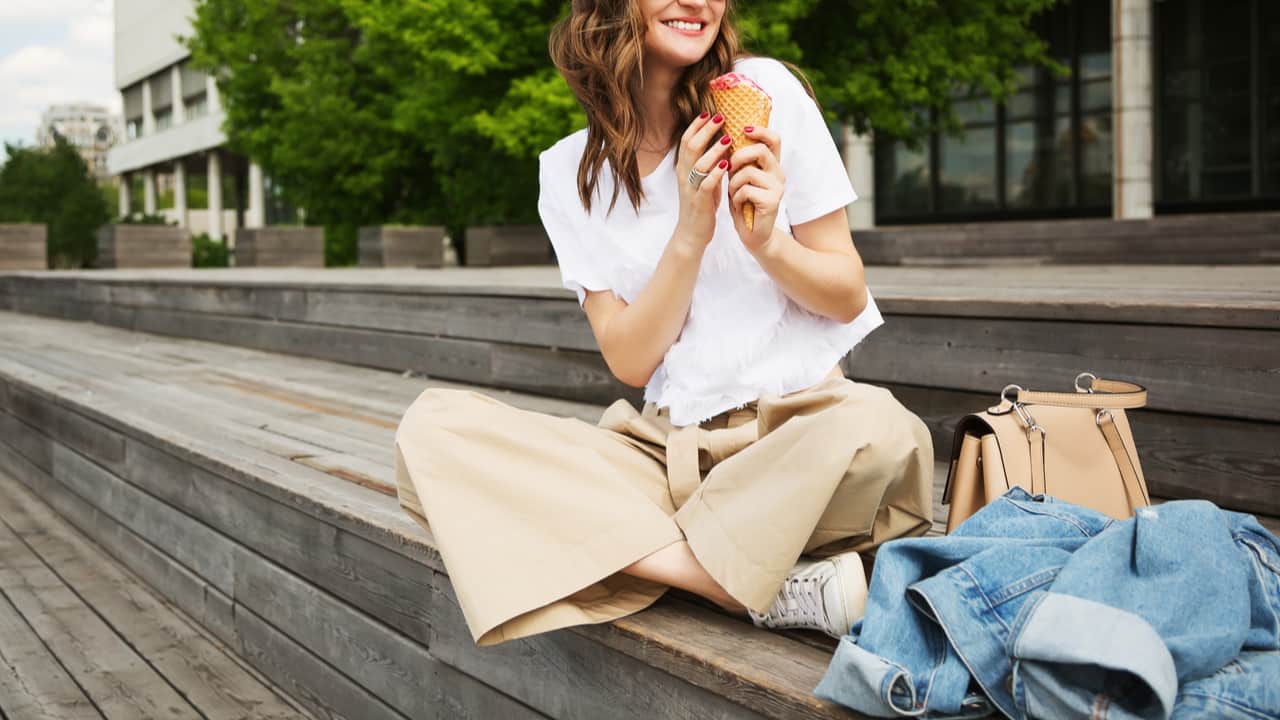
[598,230,706,387]
[752,229,867,323]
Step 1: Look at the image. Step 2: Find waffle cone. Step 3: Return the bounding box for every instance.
[709,81,772,230]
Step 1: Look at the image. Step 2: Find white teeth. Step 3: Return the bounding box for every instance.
[663,20,702,31]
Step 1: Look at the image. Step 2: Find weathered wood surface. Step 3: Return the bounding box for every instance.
[0,313,863,719]
[0,223,47,270]
[359,226,445,268]
[0,467,309,720]
[0,264,1275,516]
[235,227,325,268]
[0,308,1274,719]
[0,471,312,717]
[0,584,99,720]
[463,225,554,266]
[95,225,191,269]
[856,211,1280,266]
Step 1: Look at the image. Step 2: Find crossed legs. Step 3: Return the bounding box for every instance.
[622,540,747,613]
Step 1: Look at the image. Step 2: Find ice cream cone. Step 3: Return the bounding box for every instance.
[709,72,773,230]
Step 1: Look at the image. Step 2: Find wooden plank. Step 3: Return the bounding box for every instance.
[847,315,1280,422]
[575,598,862,720]
[0,435,539,720]
[233,606,408,720]
[0,514,201,719]
[232,543,543,720]
[0,469,309,720]
[428,571,768,720]
[0,438,242,651]
[0,590,100,719]
[0,441,408,720]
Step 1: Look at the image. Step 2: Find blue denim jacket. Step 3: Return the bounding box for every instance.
[814,488,1280,719]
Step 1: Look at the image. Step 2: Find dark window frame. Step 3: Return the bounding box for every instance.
[875,0,1113,224]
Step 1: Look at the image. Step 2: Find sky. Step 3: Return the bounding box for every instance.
[0,0,119,149]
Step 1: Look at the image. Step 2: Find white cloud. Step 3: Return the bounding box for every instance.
[0,0,119,148]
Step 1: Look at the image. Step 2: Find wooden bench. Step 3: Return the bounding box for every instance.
[0,310,879,719]
[0,464,313,719]
[1,266,1275,520]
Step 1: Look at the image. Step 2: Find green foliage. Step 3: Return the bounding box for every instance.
[186,0,1059,230]
[192,232,230,267]
[0,139,110,269]
[117,212,173,225]
[325,223,357,267]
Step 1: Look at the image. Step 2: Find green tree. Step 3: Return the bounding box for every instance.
[0,139,110,269]
[186,0,1058,243]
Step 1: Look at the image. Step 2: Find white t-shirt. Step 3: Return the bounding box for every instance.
[537,56,884,427]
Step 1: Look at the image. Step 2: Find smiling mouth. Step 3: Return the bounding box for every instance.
[662,19,705,33]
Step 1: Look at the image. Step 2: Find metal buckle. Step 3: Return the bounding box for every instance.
[1096,408,1113,427]
[1001,384,1023,404]
[1075,372,1097,394]
[1014,401,1046,437]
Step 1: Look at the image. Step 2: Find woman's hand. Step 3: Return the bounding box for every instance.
[727,126,785,254]
[674,112,732,249]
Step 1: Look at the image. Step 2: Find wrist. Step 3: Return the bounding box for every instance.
[751,227,789,264]
[670,227,711,258]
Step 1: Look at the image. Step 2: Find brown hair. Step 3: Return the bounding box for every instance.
[549,0,742,214]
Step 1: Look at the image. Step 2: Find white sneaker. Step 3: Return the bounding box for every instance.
[748,551,868,638]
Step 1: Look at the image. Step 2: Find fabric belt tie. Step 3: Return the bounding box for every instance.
[663,409,759,509]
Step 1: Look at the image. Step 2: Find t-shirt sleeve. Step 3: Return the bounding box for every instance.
[750,60,857,226]
[537,150,610,306]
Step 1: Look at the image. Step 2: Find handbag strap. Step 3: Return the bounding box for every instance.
[1016,378,1147,410]
[1096,410,1151,508]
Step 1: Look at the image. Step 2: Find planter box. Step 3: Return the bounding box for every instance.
[235,227,325,267]
[0,223,47,270]
[358,226,444,268]
[96,225,191,269]
[463,225,554,267]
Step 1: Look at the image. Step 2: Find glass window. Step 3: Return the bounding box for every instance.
[874,0,1113,221]
[939,126,998,211]
[154,109,173,132]
[1158,0,1274,204]
[876,139,931,215]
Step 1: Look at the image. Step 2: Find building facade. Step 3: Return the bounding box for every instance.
[36,103,124,182]
[846,0,1278,228]
[106,0,265,243]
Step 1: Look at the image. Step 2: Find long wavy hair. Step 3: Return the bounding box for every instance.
[549,0,742,214]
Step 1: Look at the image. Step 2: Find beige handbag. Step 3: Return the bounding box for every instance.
[942,373,1152,534]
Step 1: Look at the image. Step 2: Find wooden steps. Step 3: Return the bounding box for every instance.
[0,463,311,720]
[1,266,1276,519]
[0,311,874,719]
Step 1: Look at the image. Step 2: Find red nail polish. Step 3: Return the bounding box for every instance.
[699,111,709,119]
[712,113,723,124]
[744,125,754,133]
[718,159,728,169]
[719,135,731,145]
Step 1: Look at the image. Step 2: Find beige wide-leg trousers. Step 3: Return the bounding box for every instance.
[393,374,934,646]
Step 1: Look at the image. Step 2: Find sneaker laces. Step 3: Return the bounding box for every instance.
[749,573,828,630]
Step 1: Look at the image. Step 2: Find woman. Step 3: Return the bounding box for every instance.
[393,0,934,647]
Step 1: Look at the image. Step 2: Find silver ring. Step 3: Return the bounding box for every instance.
[687,167,710,187]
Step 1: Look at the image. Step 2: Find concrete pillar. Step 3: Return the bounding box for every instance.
[842,124,875,230]
[171,65,185,124]
[143,168,157,215]
[141,79,155,137]
[206,74,221,114]
[208,151,223,243]
[246,162,266,228]
[118,173,131,218]
[1113,0,1154,219]
[174,159,188,228]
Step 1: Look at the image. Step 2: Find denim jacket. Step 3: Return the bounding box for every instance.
[814,488,1280,719]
